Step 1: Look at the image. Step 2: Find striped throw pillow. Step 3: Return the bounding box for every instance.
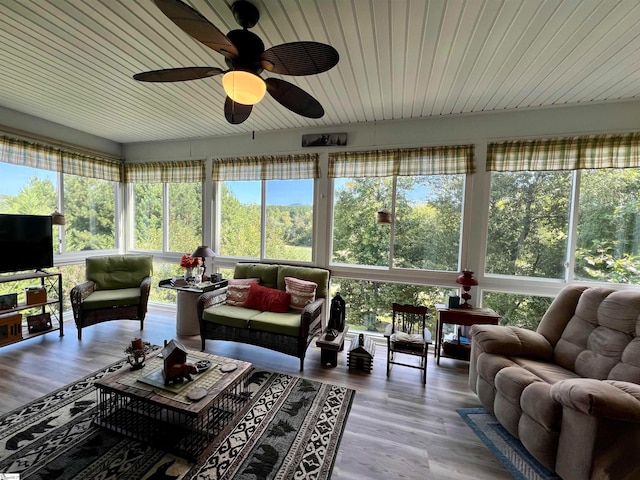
[285,277,317,312]
[226,278,260,307]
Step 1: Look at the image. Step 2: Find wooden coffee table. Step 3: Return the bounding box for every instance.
[94,350,251,461]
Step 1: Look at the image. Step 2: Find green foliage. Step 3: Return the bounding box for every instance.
[330,278,447,333]
[169,182,202,253]
[574,169,640,283]
[486,171,571,278]
[64,175,116,251]
[482,292,553,331]
[0,175,57,215]
[220,182,261,257]
[133,183,163,250]
[332,178,391,266]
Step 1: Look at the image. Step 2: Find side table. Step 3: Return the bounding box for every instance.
[159,278,228,336]
[434,304,499,365]
[316,325,349,367]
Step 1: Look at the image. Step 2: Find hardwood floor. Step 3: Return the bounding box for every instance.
[0,309,512,480]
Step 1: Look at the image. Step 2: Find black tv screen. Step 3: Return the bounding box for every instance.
[0,214,54,274]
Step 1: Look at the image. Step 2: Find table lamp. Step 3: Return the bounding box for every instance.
[191,246,216,280]
[456,269,478,309]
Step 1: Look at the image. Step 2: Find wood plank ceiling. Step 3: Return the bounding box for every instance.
[1,0,640,144]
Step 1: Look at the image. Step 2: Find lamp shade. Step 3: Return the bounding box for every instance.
[456,270,478,286]
[192,246,216,259]
[222,71,266,105]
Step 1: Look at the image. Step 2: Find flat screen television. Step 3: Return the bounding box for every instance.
[0,214,54,274]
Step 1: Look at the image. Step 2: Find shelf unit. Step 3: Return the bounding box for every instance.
[0,271,63,346]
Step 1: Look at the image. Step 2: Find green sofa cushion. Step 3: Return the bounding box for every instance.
[234,263,279,289]
[250,311,301,336]
[277,265,329,299]
[203,304,261,328]
[82,288,141,310]
[86,255,152,290]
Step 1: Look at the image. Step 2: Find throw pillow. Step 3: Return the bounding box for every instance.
[285,276,317,312]
[226,278,260,307]
[244,283,291,313]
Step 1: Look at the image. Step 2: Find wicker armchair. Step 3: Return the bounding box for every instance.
[70,255,152,340]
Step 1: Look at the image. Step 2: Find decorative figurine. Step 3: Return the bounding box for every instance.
[161,339,198,385]
[124,337,151,370]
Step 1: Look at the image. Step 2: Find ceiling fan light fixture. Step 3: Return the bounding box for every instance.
[222,70,266,105]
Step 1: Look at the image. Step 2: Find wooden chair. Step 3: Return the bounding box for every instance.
[385,303,431,384]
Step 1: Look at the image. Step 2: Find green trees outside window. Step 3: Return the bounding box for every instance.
[486,171,571,278]
[220,180,313,262]
[332,175,463,270]
[575,169,640,283]
[331,175,464,332]
[132,182,202,254]
[63,174,116,251]
[486,168,640,284]
[0,165,118,253]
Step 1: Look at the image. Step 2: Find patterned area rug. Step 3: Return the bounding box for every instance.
[458,408,560,480]
[0,357,355,479]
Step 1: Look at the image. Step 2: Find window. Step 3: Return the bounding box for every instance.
[394,175,464,271]
[132,183,163,251]
[0,163,57,216]
[266,179,313,262]
[330,277,448,334]
[63,174,117,251]
[214,154,318,262]
[486,134,640,284]
[220,181,261,258]
[332,177,392,267]
[330,146,473,271]
[126,161,204,253]
[482,291,553,330]
[486,171,571,278]
[575,168,640,283]
[0,136,122,255]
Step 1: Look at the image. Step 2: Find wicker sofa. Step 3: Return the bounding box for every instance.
[469,285,640,480]
[197,263,330,371]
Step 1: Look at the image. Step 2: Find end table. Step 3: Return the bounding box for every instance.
[159,278,228,335]
[316,325,349,367]
[434,304,499,365]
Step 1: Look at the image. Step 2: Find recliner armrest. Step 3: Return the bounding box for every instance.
[551,379,640,422]
[470,324,553,360]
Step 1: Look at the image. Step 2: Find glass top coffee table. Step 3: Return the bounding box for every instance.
[94,349,251,461]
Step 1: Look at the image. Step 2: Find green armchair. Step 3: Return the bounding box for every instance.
[70,255,153,340]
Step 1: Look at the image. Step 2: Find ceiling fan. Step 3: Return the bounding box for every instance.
[133,0,339,124]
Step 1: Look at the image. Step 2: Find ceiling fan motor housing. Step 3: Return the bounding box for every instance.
[225,29,265,73]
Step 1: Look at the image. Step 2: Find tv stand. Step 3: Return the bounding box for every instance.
[0,271,63,347]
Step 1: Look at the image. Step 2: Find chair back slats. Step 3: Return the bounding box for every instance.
[392,303,428,335]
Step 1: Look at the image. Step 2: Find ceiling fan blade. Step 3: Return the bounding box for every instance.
[133,67,223,82]
[224,97,252,124]
[153,0,238,59]
[260,41,339,76]
[265,78,324,118]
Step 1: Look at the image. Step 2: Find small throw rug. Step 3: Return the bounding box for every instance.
[458,408,560,480]
[0,358,355,480]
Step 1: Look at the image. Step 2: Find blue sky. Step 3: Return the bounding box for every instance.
[228,179,314,206]
[0,163,56,196]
